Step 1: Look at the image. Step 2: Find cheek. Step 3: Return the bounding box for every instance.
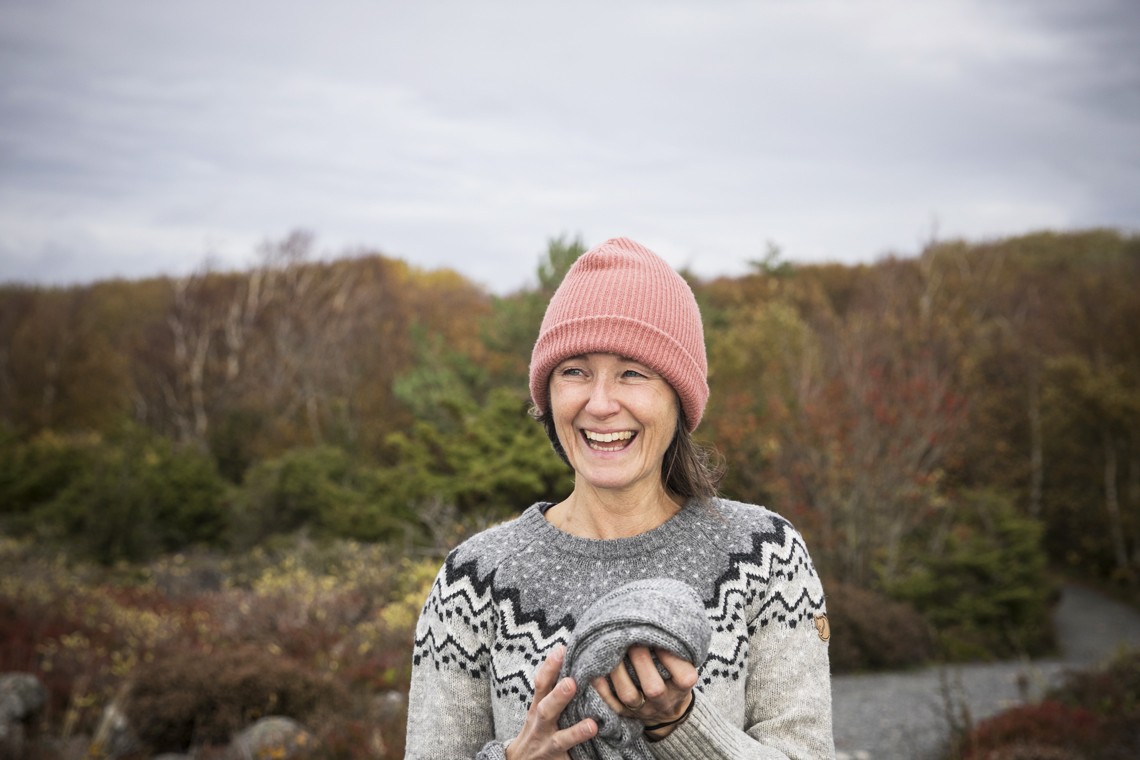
[645,391,679,436]
[548,390,579,440]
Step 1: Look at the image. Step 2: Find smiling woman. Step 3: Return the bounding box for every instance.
[405,238,834,760]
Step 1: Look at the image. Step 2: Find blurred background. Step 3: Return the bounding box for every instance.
[1,1,1138,759]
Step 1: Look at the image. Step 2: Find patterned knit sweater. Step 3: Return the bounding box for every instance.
[405,500,835,760]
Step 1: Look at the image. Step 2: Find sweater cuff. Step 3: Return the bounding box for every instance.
[476,740,508,760]
[646,694,789,760]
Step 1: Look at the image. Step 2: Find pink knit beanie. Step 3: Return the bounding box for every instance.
[529,237,708,431]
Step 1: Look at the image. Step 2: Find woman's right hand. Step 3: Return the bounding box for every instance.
[505,645,597,760]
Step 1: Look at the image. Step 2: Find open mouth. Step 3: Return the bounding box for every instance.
[582,429,637,452]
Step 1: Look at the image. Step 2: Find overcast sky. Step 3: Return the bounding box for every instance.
[1,0,1138,292]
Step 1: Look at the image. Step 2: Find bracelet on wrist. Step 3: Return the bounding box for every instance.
[643,692,695,738]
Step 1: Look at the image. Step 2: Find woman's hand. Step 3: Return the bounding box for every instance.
[591,647,698,740]
[506,646,598,760]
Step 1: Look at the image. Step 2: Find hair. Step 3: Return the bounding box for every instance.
[530,402,725,508]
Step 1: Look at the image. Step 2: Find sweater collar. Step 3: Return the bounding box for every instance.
[520,500,709,558]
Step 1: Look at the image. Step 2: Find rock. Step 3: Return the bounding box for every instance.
[370,690,406,722]
[0,673,48,755]
[89,700,140,759]
[228,717,319,760]
[0,673,47,722]
[40,735,91,760]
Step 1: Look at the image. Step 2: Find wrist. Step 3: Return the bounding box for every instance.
[643,692,695,742]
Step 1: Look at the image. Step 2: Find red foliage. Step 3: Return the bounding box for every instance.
[0,598,119,723]
[961,701,1100,759]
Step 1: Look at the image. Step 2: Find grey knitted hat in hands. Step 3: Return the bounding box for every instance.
[557,578,712,760]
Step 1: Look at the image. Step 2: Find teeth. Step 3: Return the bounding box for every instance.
[583,430,634,449]
[584,430,633,442]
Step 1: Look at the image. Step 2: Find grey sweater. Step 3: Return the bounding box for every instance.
[405,500,835,760]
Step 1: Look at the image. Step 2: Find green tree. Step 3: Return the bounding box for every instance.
[1045,355,1140,578]
[537,234,587,291]
[482,235,587,389]
[888,489,1053,659]
[25,425,228,563]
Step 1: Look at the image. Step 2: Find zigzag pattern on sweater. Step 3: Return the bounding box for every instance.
[695,515,825,686]
[411,507,825,703]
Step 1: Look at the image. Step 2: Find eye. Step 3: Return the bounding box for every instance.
[622,369,646,379]
[560,367,584,377]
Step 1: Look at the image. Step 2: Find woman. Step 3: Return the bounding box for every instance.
[406,238,834,759]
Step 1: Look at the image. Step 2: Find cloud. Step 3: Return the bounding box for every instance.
[1,0,1137,291]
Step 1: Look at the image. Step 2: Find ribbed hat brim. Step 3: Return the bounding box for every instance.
[530,314,708,432]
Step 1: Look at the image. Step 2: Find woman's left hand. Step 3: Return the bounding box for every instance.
[591,646,698,739]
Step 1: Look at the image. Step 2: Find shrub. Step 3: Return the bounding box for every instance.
[971,744,1086,760]
[1048,648,1140,721]
[888,489,1055,660]
[954,649,1140,760]
[0,537,207,738]
[1,425,230,564]
[38,428,228,564]
[0,429,101,530]
[376,387,574,519]
[0,535,425,759]
[961,702,1099,759]
[236,446,376,545]
[123,647,348,754]
[823,581,935,672]
[1046,648,1140,759]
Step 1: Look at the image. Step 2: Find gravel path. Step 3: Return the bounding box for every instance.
[830,585,1140,760]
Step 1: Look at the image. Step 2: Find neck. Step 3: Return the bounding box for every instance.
[548,478,684,539]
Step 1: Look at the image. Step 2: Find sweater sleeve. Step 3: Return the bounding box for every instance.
[405,554,499,760]
[648,526,835,760]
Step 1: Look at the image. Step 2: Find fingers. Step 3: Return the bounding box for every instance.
[534,674,577,724]
[627,647,666,700]
[549,719,598,752]
[591,647,697,730]
[532,646,566,705]
[654,648,699,690]
[507,649,597,760]
[591,675,627,715]
[608,654,644,708]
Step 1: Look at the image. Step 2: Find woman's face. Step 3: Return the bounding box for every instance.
[549,352,678,496]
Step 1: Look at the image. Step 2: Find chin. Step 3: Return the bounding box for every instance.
[576,466,650,493]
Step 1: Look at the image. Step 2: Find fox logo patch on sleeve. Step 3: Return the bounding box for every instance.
[813,614,830,642]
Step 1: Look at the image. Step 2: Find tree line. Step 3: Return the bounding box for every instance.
[1,229,1138,653]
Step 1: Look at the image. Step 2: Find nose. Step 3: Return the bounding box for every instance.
[584,375,620,418]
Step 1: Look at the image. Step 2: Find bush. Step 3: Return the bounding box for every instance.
[1046,648,1140,759]
[0,429,101,528]
[0,536,424,758]
[960,702,1099,759]
[1048,648,1140,720]
[888,489,1056,660]
[824,581,935,672]
[1,426,229,564]
[954,648,1140,760]
[233,389,575,549]
[123,647,348,754]
[973,746,1086,760]
[236,446,383,545]
[377,386,574,516]
[235,445,435,546]
[40,429,228,564]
